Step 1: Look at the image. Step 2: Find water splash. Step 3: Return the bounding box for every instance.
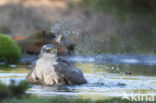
[51,21,81,36]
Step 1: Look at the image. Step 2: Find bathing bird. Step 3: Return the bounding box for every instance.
[26,44,87,86]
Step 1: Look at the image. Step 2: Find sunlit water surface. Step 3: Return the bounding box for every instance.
[0,55,156,99]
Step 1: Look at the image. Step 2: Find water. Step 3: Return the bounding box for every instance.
[0,54,156,99]
[21,54,156,65]
[64,54,156,65]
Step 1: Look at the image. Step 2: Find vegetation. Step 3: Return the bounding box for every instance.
[0,34,21,62]
[0,80,30,102]
[71,0,156,54]
[81,0,156,17]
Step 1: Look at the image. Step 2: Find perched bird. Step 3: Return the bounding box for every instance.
[26,44,87,86]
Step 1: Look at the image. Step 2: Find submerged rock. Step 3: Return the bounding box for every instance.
[14,30,75,55]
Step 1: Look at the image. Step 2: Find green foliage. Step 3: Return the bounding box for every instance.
[0,80,30,102]
[82,0,156,17]
[75,0,156,54]
[0,34,21,62]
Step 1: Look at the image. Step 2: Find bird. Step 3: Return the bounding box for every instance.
[26,44,87,86]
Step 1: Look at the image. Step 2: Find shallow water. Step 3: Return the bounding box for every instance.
[0,58,156,100]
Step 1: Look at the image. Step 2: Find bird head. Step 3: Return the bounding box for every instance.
[39,44,57,59]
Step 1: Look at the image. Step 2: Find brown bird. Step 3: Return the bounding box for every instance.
[26,44,87,86]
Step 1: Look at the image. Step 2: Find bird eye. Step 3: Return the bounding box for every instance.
[46,48,53,53]
[49,48,53,52]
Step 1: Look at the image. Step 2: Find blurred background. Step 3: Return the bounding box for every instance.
[0,0,155,55]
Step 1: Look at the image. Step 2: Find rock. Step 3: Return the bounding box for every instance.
[15,30,75,55]
[13,35,28,41]
[125,72,132,75]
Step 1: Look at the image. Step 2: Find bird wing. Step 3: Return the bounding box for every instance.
[25,68,36,84]
[25,62,41,84]
[54,58,87,85]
